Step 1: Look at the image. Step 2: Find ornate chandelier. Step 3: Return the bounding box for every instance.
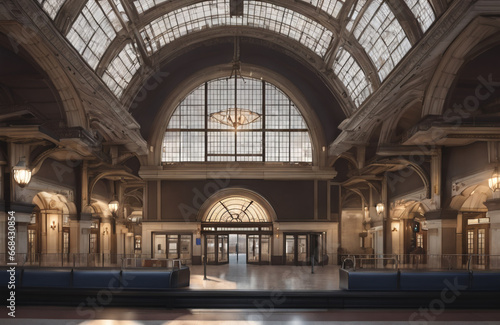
[210,107,261,129]
[209,38,261,130]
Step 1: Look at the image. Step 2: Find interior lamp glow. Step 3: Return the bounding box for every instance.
[376,203,385,216]
[489,168,500,192]
[12,157,32,188]
[108,200,119,213]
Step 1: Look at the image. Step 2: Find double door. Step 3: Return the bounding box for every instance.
[205,234,270,264]
[285,233,325,265]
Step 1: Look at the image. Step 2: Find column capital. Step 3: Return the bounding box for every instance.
[484,198,500,211]
[424,209,458,220]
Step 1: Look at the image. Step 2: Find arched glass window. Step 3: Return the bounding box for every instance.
[204,196,270,223]
[162,77,313,163]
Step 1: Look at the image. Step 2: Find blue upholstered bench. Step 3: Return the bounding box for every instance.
[21,269,72,288]
[121,270,172,289]
[72,269,121,289]
[470,271,500,291]
[398,270,470,291]
[0,267,190,290]
[339,268,398,290]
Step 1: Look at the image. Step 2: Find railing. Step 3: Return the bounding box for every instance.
[0,253,183,269]
[340,254,500,271]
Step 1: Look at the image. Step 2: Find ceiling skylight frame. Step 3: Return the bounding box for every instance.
[333,47,373,108]
[352,0,412,81]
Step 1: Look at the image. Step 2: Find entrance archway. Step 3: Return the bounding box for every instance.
[199,189,275,265]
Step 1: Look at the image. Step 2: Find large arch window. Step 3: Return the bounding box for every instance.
[162,77,313,163]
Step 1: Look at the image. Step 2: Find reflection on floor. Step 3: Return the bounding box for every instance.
[2,307,500,324]
[188,263,340,290]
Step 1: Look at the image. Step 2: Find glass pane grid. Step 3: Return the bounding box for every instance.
[333,47,372,107]
[139,0,333,57]
[352,0,410,81]
[66,0,121,70]
[404,0,435,32]
[38,0,66,19]
[102,43,141,98]
[163,77,313,163]
[205,196,269,222]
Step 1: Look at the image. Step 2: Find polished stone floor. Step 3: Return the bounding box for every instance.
[188,254,339,290]
[2,307,500,324]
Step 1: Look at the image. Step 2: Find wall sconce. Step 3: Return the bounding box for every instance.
[196,226,201,237]
[102,227,109,236]
[275,227,280,238]
[50,221,57,230]
[108,199,119,214]
[489,167,500,192]
[376,203,385,216]
[392,227,398,232]
[12,157,32,188]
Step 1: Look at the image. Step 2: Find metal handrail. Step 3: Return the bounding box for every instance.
[339,253,498,271]
[341,256,356,270]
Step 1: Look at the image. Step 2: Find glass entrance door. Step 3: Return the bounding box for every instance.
[247,235,260,264]
[206,235,216,263]
[261,235,270,264]
[285,235,295,265]
[297,235,308,264]
[284,234,310,265]
[217,235,229,263]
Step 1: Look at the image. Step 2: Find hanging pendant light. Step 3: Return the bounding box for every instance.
[209,37,261,130]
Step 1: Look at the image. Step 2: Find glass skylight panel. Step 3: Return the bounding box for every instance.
[66,0,122,70]
[134,0,169,14]
[353,0,411,80]
[246,1,333,57]
[102,43,140,98]
[333,47,372,107]
[163,77,313,163]
[298,0,345,18]
[321,0,345,18]
[404,0,435,32]
[346,0,367,31]
[140,0,333,57]
[37,0,66,20]
[140,1,229,55]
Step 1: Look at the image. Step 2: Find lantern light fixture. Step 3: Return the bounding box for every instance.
[12,157,32,188]
[376,203,385,216]
[489,167,500,192]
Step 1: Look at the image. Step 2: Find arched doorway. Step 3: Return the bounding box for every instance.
[199,190,275,265]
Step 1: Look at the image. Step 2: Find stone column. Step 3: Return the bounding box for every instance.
[424,210,458,268]
[484,198,500,268]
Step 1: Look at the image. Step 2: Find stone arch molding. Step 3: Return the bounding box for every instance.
[32,191,77,216]
[422,17,500,117]
[197,187,278,223]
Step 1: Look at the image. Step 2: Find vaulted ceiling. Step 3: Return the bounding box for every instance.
[1,0,500,166]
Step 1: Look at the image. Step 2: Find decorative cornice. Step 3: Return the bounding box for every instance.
[425,209,459,220]
[484,198,500,211]
[139,165,337,181]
